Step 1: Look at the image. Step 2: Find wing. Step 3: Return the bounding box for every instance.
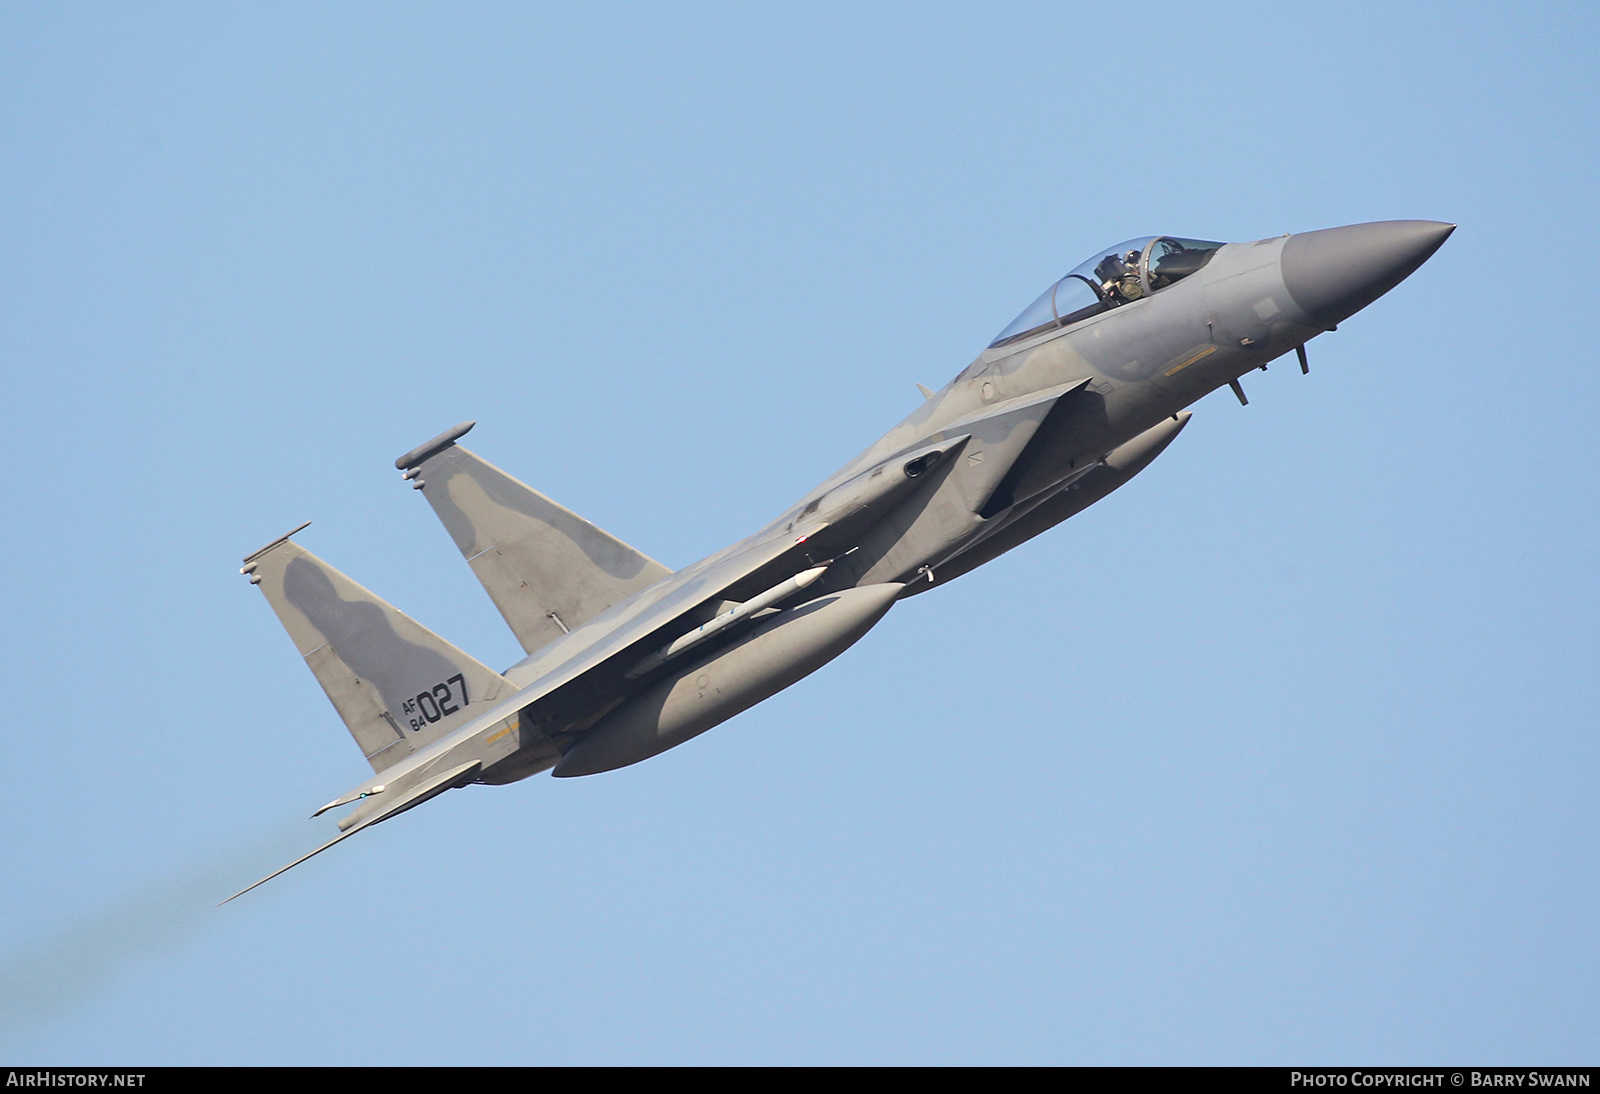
[227,508,837,901]
[230,427,975,899]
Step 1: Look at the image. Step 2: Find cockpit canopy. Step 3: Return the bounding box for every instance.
[989,236,1225,349]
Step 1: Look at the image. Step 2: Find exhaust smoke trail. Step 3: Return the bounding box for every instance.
[0,821,329,1038]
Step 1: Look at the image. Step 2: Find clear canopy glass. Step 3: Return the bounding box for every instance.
[989,236,1225,348]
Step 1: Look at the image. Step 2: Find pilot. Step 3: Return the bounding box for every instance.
[1095,250,1146,305]
[1114,249,1146,302]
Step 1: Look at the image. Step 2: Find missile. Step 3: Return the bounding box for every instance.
[554,582,905,777]
[626,563,832,679]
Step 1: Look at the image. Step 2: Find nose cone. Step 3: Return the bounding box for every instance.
[1281,220,1454,328]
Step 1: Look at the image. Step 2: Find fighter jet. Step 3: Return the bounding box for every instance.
[227,219,1453,901]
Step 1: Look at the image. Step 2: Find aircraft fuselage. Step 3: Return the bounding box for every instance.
[227,220,1452,901]
[529,221,1455,777]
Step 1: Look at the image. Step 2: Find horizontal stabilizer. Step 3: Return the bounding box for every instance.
[398,433,672,654]
[241,530,516,771]
[220,759,484,904]
[332,759,482,831]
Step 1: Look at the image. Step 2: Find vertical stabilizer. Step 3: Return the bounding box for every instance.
[396,426,672,654]
[241,527,516,771]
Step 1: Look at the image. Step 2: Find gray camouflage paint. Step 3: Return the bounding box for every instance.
[412,444,671,654]
[245,540,514,772]
[233,221,1453,897]
[553,582,905,776]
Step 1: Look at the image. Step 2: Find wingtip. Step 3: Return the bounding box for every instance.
[216,827,360,906]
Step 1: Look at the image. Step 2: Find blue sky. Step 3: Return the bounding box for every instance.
[1,1,1596,1064]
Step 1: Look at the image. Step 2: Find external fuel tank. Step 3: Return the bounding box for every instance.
[553,582,905,776]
